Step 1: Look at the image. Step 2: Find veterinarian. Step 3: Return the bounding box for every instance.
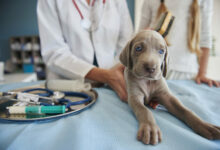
[37,0,133,101]
[138,0,220,87]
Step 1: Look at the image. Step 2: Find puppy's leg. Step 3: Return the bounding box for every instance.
[129,94,162,145]
[158,92,220,140]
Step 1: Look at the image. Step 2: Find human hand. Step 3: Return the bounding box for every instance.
[195,74,220,87]
[85,64,128,102]
[105,64,128,102]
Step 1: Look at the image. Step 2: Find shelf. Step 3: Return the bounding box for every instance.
[10,35,45,80]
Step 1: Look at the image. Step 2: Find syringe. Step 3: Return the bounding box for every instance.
[7,105,66,114]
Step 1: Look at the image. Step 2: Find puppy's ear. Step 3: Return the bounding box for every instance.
[119,40,133,69]
[161,46,168,77]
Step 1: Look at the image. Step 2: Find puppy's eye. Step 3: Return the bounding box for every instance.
[159,49,164,54]
[135,46,142,52]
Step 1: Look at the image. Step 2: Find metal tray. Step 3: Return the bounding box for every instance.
[0,89,97,123]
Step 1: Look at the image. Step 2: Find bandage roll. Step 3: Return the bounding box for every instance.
[45,79,91,92]
[8,106,26,114]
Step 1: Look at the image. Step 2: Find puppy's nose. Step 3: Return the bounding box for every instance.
[146,67,155,73]
[144,64,156,73]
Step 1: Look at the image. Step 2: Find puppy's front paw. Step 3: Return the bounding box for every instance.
[196,122,220,140]
[137,123,162,145]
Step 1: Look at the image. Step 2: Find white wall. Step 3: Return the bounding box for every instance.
[212,0,220,56]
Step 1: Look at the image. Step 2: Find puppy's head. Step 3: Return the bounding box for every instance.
[120,30,168,80]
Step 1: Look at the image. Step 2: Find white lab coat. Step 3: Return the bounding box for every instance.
[37,0,133,79]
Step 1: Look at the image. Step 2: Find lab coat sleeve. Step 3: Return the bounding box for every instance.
[37,0,95,79]
[200,0,213,49]
[114,0,133,65]
[137,0,152,31]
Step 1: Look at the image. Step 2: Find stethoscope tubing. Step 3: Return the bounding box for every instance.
[22,88,92,108]
[59,91,92,108]
[22,88,53,97]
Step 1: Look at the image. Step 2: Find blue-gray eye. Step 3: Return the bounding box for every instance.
[159,49,164,54]
[135,46,142,51]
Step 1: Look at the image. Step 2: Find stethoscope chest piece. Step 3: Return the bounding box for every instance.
[81,18,92,31]
[52,91,65,100]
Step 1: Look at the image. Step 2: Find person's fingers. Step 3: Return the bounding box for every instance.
[107,65,127,101]
[118,86,127,102]
[115,63,124,69]
[213,80,220,87]
[121,82,128,101]
[208,80,213,87]
[119,63,125,68]
[120,92,128,102]
[118,68,127,98]
[196,75,220,88]
[114,84,127,102]
[108,77,127,101]
[201,77,213,87]
[196,77,201,84]
[118,79,127,101]
[120,77,126,91]
[118,64,125,72]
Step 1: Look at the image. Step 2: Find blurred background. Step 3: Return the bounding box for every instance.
[0,0,219,84]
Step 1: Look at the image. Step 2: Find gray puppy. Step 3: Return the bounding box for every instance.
[120,30,220,145]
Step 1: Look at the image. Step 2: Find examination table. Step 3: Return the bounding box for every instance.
[0,80,220,150]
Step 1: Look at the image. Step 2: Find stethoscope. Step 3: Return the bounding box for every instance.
[21,88,92,109]
[72,0,106,31]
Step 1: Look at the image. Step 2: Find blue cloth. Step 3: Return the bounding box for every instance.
[0,80,220,150]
